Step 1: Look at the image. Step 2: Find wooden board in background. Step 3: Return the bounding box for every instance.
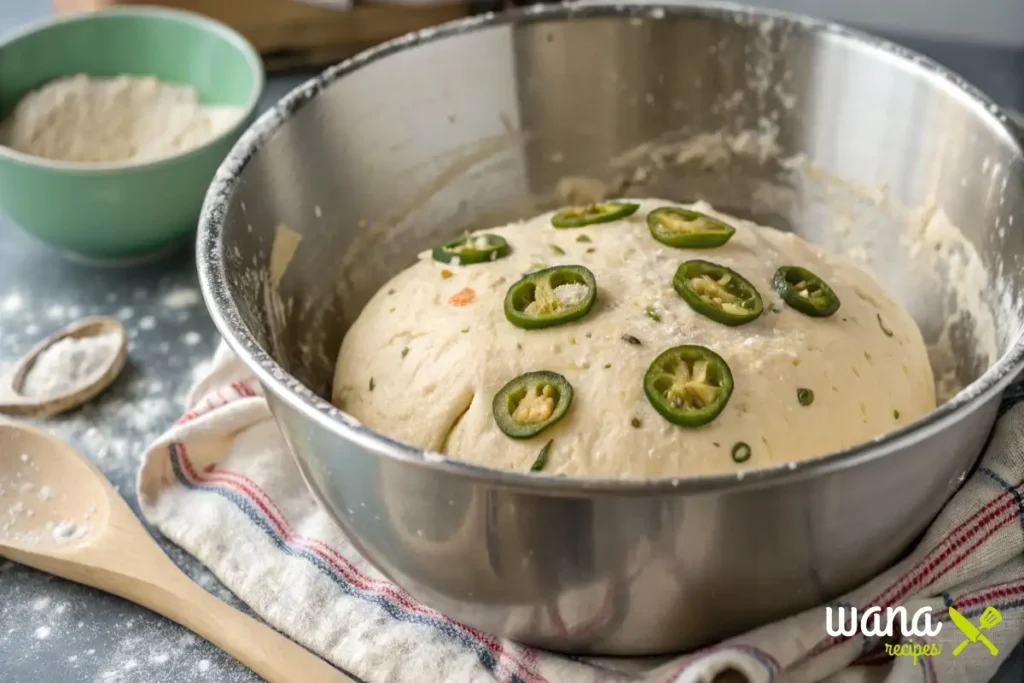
[52,0,473,72]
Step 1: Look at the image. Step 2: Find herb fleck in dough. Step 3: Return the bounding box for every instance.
[333,199,936,479]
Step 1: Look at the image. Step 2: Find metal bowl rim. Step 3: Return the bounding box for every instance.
[196,0,1024,496]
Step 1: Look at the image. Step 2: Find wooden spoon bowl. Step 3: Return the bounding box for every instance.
[0,421,350,683]
[0,423,109,548]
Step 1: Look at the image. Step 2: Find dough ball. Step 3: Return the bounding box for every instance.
[333,199,935,479]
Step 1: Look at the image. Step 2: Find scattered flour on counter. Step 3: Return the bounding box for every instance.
[34,626,51,640]
[182,332,202,346]
[125,398,177,434]
[1,292,24,314]
[19,332,122,399]
[162,287,200,309]
[0,74,245,164]
[86,623,249,683]
[59,370,183,469]
[138,316,156,331]
[117,307,134,321]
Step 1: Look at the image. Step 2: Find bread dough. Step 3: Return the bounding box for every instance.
[332,199,936,479]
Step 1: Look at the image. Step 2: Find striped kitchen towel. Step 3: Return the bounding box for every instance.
[138,343,1024,683]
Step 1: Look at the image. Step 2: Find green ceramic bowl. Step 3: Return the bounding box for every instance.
[0,7,264,264]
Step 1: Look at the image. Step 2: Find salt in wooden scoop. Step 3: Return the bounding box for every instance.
[0,421,351,683]
[0,316,127,419]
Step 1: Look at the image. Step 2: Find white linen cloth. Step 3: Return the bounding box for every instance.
[139,343,1024,682]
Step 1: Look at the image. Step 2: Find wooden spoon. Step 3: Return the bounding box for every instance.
[0,421,352,683]
[0,316,127,419]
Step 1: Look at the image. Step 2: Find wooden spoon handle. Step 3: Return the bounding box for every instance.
[142,569,354,683]
[2,544,352,683]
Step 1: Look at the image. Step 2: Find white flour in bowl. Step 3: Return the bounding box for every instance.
[0,74,245,164]
[20,332,122,399]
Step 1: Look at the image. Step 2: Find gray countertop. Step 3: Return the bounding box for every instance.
[0,5,309,675]
[0,4,1022,683]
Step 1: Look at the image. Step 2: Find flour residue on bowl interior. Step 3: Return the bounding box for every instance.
[904,206,1004,402]
[0,74,244,164]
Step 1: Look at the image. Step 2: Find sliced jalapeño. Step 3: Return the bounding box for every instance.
[493,371,573,439]
[773,266,841,317]
[504,265,597,330]
[644,345,734,427]
[647,207,736,248]
[673,260,763,326]
[551,202,639,229]
[432,233,511,265]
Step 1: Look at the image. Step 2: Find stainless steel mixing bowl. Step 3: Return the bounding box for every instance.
[196,1,1024,655]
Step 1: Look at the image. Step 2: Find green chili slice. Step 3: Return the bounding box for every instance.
[647,207,736,248]
[551,202,639,228]
[673,260,764,326]
[773,266,841,317]
[432,233,511,265]
[643,345,734,427]
[504,265,597,330]
[493,371,573,439]
[797,388,814,406]
[731,442,751,463]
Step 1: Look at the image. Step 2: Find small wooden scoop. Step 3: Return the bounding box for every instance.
[0,421,351,683]
[0,316,127,419]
